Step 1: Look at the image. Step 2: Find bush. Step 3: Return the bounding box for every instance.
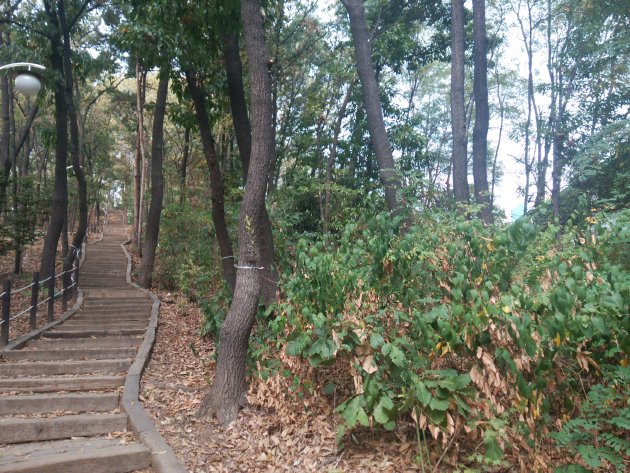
[270,208,630,460]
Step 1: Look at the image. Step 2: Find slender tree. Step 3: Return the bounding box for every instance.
[39,0,69,278]
[138,68,169,288]
[222,31,278,305]
[198,0,276,426]
[57,0,88,269]
[184,67,237,294]
[450,0,469,204]
[471,0,492,223]
[341,0,403,216]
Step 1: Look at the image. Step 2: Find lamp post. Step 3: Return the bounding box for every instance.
[0,62,46,96]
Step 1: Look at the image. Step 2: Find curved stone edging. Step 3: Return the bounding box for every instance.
[120,240,188,473]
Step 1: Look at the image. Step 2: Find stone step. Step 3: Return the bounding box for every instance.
[27,336,142,349]
[0,359,131,376]
[65,312,151,324]
[0,392,119,415]
[79,310,151,317]
[0,375,125,393]
[1,348,136,361]
[43,328,145,338]
[0,413,128,444]
[0,439,150,473]
[54,322,146,331]
[62,320,147,328]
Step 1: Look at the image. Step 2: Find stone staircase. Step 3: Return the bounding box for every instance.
[0,213,167,473]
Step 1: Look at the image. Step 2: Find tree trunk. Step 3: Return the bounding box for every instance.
[40,0,68,279]
[198,0,276,426]
[179,126,190,204]
[0,34,10,213]
[324,82,353,234]
[342,0,403,216]
[185,67,237,295]
[450,0,469,204]
[57,0,87,267]
[135,66,147,255]
[471,0,492,224]
[138,69,169,289]
[223,31,278,305]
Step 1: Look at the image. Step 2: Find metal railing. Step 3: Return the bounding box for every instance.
[1,245,82,347]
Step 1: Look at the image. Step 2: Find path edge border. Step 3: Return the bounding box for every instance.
[120,240,188,473]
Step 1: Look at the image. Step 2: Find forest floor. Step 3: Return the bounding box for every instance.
[138,283,578,473]
[139,287,440,473]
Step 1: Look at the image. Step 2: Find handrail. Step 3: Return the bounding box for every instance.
[1,243,83,346]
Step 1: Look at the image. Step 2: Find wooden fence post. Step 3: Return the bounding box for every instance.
[62,270,69,313]
[1,279,11,347]
[29,272,39,330]
[47,276,55,322]
[74,253,80,300]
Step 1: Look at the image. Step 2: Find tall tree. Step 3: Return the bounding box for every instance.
[450,0,469,203]
[39,0,69,278]
[138,68,169,288]
[184,67,237,295]
[198,0,276,426]
[341,0,403,216]
[471,0,492,223]
[57,0,88,269]
[222,30,278,305]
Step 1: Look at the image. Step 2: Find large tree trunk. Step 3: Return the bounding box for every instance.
[342,0,403,216]
[198,0,276,426]
[471,0,492,224]
[138,69,169,289]
[57,0,87,269]
[450,0,470,204]
[185,67,237,295]
[223,31,277,305]
[40,0,68,279]
[0,32,10,213]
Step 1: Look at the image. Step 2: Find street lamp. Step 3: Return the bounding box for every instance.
[0,62,46,97]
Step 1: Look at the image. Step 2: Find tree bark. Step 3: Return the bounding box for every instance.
[223,31,277,305]
[138,69,169,289]
[342,0,403,216]
[135,66,147,255]
[184,67,237,295]
[198,0,276,426]
[0,32,10,214]
[450,0,470,204]
[324,82,353,234]
[472,0,492,224]
[179,125,190,205]
[40,0,68,279]
[57,0,87,268]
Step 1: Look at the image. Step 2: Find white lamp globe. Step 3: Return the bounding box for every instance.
[14,72,42,97]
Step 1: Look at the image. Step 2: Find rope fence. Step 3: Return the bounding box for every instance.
[1,237,85,347]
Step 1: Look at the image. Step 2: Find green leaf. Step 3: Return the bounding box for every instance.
[415,381,432,406]
[429,397,449,411]
[370,332,385,349]
[373,403,390,425]
[357,407,369,427]
[384,344,404,367]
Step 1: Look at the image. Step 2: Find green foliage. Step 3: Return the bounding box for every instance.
[552,366,630,473]
[272,207,630,460]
